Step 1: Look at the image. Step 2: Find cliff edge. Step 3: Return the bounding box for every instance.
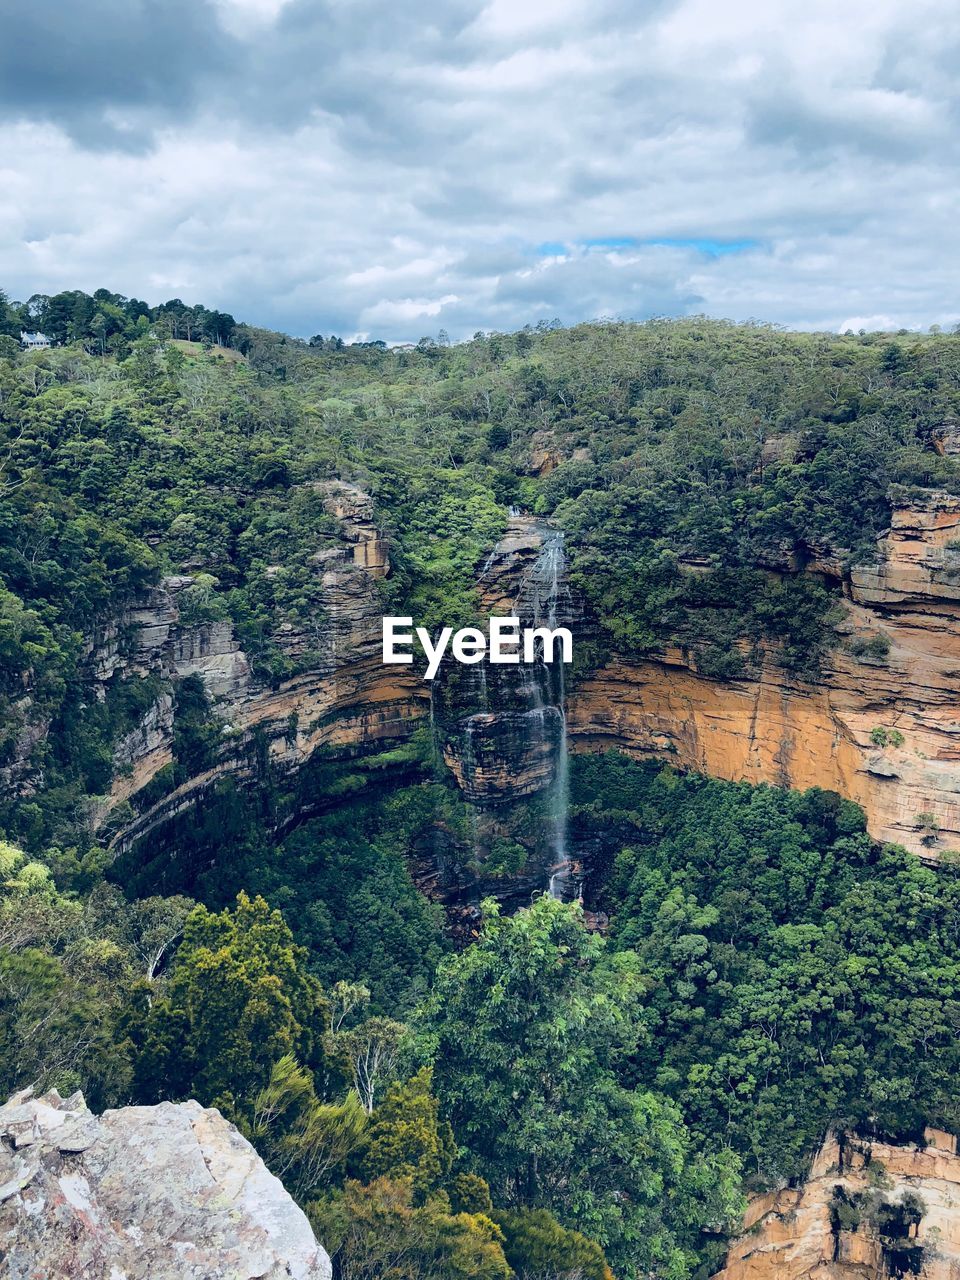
[571,489,960,858]
[0,1087,332,1279]
[713,1129,960,1280]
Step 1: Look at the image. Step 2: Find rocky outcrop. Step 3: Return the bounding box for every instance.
[570,490,960,858]
[99,482,426,851]
[712,1128,960,1280]
[0,1087,331,1279]
[320,480,390,578]
[437,514,572,805]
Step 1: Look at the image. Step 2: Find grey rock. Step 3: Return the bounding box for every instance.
[865,753,900,778]
[0,1088,332,1280]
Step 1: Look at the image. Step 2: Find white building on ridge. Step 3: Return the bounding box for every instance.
[20,331,51,350]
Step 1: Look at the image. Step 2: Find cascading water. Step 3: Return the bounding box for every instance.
[512,524,570,896]
[524,530,572,899]
[433,513,576,904]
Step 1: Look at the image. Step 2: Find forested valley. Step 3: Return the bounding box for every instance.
[4,286,960,1279]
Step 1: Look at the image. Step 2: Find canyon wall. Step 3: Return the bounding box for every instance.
[93,481,426,852]
[713,1128,960,1280]
[569,491,960,858]
[13,483,960,865]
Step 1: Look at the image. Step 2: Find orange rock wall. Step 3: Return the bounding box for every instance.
[103,490,960,862]
[714,1129,960,1280]
[570,493,960,857]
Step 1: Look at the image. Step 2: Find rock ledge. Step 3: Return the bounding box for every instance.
[0,1087,331,1280]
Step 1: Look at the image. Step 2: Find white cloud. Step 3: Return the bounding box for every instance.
[838,315,902,333]
[362,295,462,326]
[1,0,959,339]
[212,0,293,37]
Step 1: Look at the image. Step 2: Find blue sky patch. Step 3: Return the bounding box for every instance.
[533,237,760,259]
[645,237,761,257]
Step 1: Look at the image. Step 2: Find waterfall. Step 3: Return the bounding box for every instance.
[433,517,574,903]
[524,529,572,900]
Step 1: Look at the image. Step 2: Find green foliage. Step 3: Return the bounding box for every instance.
[333,1015,408,1115]
[491,1208,614,1280]
[830,1185,926,1276]
[171,674,222,783]
[113,776,450,1016]
[245,1054,369,1199]
[573,753,960,1185]
[310,1177,513,1280]
[851,632,892,662]
[0,842,199,1106]
[133,892,326,1105]
[8,312,960,847]
[418,894,743,1279]
[10,304,960,1277]
[360,1067,456,1199]
[484,837,528,878]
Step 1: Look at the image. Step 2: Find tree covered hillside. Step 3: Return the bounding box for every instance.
[4,293,960,1278]
[5,301,960,848]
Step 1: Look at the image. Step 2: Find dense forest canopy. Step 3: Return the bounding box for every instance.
[4,289,960,1278]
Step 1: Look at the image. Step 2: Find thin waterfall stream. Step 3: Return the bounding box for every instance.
[434,515,576,906]
[525,528,572,899]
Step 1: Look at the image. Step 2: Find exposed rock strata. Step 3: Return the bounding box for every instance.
[0,1087,331,1280]
[103,482,426,851]
[10,482,960,865]
[570,491,960,857]
[108,491,960,860]
[712,1128,960,1280]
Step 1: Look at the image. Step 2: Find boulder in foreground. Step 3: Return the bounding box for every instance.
[0,1087,332,1280]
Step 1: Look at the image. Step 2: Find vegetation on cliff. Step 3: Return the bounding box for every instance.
[6,294,960,1276]
[5,303,960,847]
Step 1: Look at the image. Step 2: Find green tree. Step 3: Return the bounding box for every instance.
[312,1177,512,1280]
[0,841,134,1104]
[360,1066,455,1199]
[418,895,742,1279]
[246,1054,368,1199]
[134,892,326,1105]
[492,1208,614,1280]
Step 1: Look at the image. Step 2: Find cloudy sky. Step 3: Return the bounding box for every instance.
[0,0,957,341]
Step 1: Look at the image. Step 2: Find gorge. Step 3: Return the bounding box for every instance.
[7,312,960,1280]
[50,482,960,896]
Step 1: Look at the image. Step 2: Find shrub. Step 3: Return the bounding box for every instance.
[850,633,891,662]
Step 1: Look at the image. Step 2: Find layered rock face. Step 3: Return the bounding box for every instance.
[436,514,572,804]
[0,1087,331,1279]
[713,1128,960,1280]
[96,481,426,851]
[570,490,960,857]
[13,478,960,866]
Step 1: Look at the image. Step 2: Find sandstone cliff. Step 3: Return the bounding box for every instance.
[570,490,960,858]
[438,493,960,860]
[713,1128,960,1280]
[11,481,960,867]
[94,480,425,852]
[0,1086,331,1279]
